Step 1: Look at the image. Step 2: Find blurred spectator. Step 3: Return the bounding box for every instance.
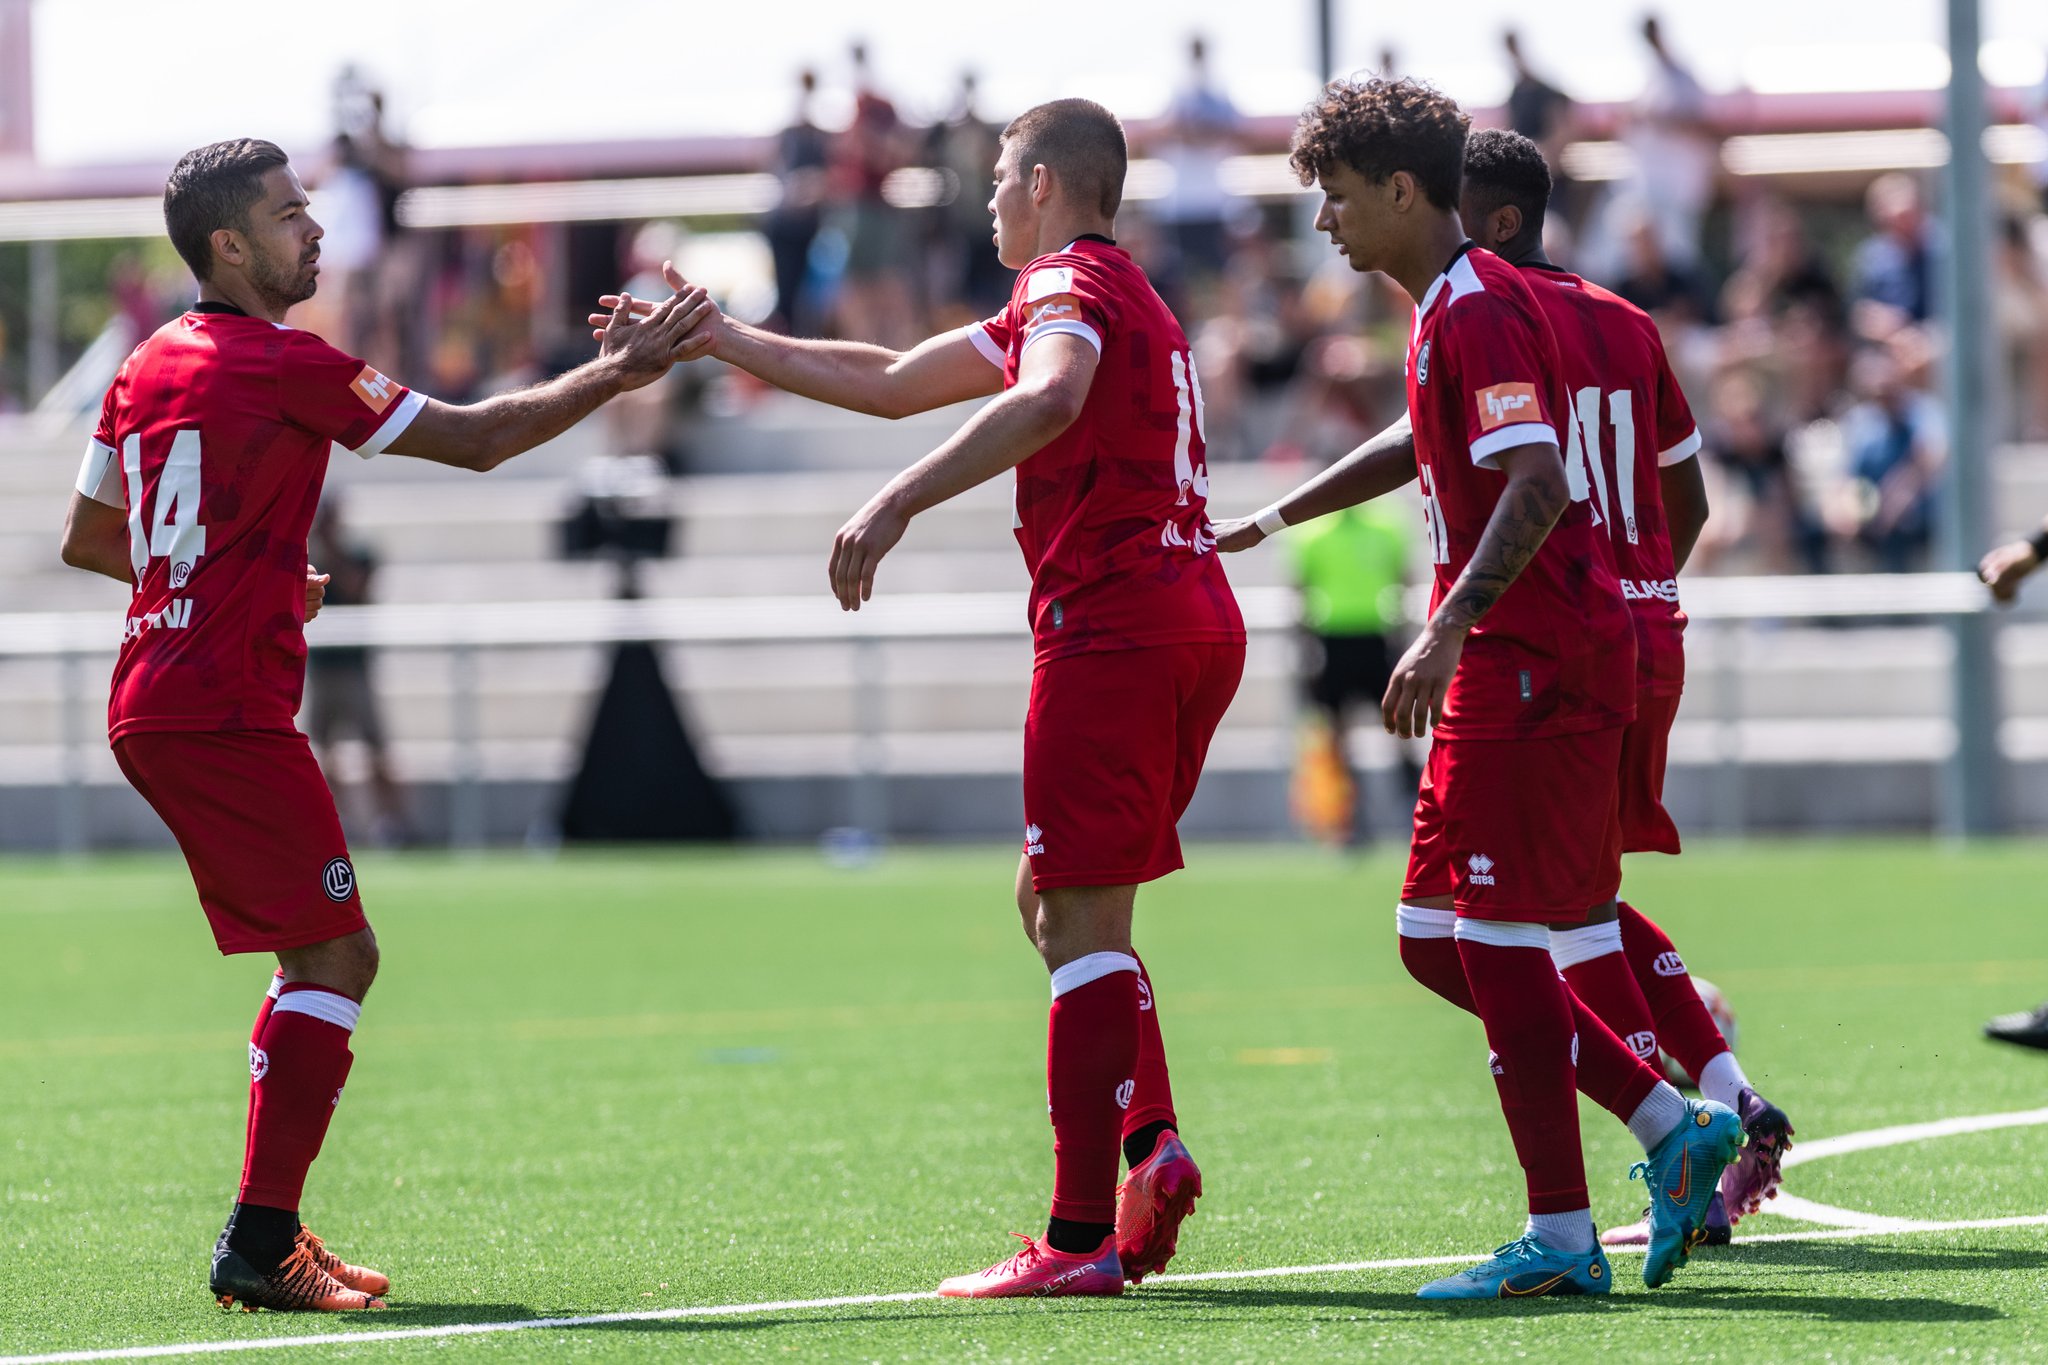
[1189,231,1313,461]
[763,68,830,335]
[1830,348,1946,572]
[1623,14,1719,266]
[1503,31,1573,171]
[1285,500,1418,845]
[1852,172,1938,340]
[1697,370,1823,574]
[1152,34,1248,309]
[923,72,1007,324]
[1993,213,2048,440]
[1720,197,1843,327]
[829,43,917,347]
[1613,209,1714,328]
[305,495,410,847]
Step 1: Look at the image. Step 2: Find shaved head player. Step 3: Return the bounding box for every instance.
[60,138,710,1312]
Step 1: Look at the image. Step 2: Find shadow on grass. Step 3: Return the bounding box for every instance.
[1701,1240,2048,1276]
[1139,1280,2005,1324]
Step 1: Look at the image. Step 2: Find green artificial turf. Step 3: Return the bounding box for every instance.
[2,841,2045,1361]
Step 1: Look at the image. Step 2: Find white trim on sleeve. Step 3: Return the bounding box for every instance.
[1019,319,1102,357]
[967,322,1007,369]
[75,438,123,506]
[1468,421,1558,469]
[1659,427,1703,466]
[351,389,426,458]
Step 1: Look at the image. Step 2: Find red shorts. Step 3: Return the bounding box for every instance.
[113,729,367,956]
[1022,640,1244,892]
[1620,691,1682,855]
[1402,727,1625,923]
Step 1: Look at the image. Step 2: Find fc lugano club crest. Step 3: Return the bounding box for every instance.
[322,857,356,902]
[1415,340,1431,385]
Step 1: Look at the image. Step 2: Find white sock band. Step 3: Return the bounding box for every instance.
[1526,1208,1596,1254]
[1696,1051,1750,1112]
[265,973,285,1001]
[1254,504,1289,537]
[1050,952,1141,1000]
[1396,903,1458,939]
[1453,917,1551,951]
[1547,920,1625,971]
[1626,1082,1688,1152]
[273,989,361,1033]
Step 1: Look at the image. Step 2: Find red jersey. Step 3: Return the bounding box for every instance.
[75,306,423,740]
[1405,247,1635,740]
[973,237,1243,661]
[1520,265,1701,697]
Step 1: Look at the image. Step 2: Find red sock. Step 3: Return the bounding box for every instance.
[240,984,358,1211]
[1398,929,1475,1011]
[1553,923,1661,1066]
[1046,956,1141,1225]
[1618,902,1728,1081]
[1122,955,1177,1138]
[241,972,286,1193]
[1567,994,1665,1121]
[1455,936,1587,1214]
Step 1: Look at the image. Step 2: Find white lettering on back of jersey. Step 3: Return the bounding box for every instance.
[1418,465,1450,565]
[123,597,194,640]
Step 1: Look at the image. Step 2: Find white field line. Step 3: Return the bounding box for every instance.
[6,1108,2046,1365]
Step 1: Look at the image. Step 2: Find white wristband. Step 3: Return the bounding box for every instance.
[1254,505,1289,537]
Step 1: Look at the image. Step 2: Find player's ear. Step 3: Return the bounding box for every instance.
[209,227,246,271]
[1030,162,1053,207]
[1386,170,1417,214]
[1494,204,1523,247]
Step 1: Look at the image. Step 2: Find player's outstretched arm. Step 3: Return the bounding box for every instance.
[58,491,132,583]
[592,263,1002,420]
[827,333,1096,611]
[1381,441,1569,739]
[1213,413,1418,552]
[387,289,712,472]
[1661,454,1710,573]
[1981,520,2048,604]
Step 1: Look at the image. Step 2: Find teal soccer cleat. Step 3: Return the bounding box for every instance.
[1417,1233,1612,1300]
[1635,1098,1745,1287]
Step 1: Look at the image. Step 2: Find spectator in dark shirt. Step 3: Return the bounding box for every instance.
[1853,172,1938,338]
[764,69,831,335]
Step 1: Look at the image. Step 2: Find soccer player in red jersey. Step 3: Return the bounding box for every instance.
[1218,81,1741,1298]
[1221,128,1796,1252]
[598,100,1244,1297]
[59,139,709,1312]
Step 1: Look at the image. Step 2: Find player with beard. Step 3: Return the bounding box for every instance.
[60,138,709,1312]
[1217,81,1742,1298]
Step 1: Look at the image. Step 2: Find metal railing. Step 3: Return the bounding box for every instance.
[0,572,2005,851]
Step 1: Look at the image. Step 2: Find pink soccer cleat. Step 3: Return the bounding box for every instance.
[1719,1086,1795,1219]
[1116,1128,1202,1283]
[936,1232,1125,1299]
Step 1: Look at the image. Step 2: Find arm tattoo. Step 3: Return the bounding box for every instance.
[1432,459,1569,633]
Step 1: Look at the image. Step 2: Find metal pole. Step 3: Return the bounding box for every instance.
[57,651,86,855]
[27,239,58,404]
[1938,0,2002,836]
[1315,0,1335,83]
[450,644,484,849]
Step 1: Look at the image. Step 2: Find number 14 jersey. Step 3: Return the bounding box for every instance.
[76,306,423,739]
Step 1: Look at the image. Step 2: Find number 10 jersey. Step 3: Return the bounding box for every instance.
[76,307,423,740]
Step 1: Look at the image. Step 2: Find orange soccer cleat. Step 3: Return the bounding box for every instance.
[1115,1128,1202,1283]
[211,1240,385,1312]
[297,1226,391,1297]
[936,1232,1125,1299]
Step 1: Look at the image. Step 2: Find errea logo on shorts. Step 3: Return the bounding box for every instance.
[1466,853,1497,886]
[1652,951,1687,977]
[1476,382,1539,430]
[1024,824,1045,856]
[322,857,356,903]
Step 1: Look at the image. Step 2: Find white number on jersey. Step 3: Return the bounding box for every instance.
[1169,349,1210,506]
[1563,387,1640,545]
[1418,464,1450,565]
[123,429,208,584]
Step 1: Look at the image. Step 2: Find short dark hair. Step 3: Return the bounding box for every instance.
[1001,98,1127,218]
[1462,128,1552,241]
[163,139,290,282]
[1288,77,1469,209]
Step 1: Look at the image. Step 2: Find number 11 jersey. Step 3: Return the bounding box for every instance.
[75,305,423,739]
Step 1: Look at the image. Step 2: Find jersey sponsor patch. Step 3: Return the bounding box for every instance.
[350,365,399,413]
[1475,382,1539,430]
[1025,266,1075,301]
[1024,293,1084,332]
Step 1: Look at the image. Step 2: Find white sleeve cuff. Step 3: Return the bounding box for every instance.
[351,389,426,458]
[75,438,123,506]
[1659,427,1703,466]
[1019,319,1103,357]
[967,323,1006,369]
[1468,421,1558,469]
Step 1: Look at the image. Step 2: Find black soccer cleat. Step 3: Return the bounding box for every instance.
[1985,1002,2048,1051]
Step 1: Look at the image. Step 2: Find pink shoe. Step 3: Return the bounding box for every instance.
[1116,1129,1202,1282]
[1719,1087,1795,1219]
[936,1232,1124,1299]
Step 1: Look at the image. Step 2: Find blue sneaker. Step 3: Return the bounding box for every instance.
[1417,1233,1612,1300]
[1635,1098,1745,1287]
